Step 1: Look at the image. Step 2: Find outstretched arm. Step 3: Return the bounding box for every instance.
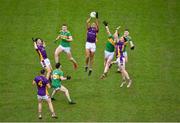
[42,41,46,47]
[60,75,71,81]
[32,38,38,49]
[86,17,91,29]
[95,18,99,31]
[33,42,38,49]
[130,40,135,50]
[103,21,111,35]
[56,35,61,41]
[114,26,121,41]
[32,80,36,85]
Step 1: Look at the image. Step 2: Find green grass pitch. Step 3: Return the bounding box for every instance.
[0,0,179,122]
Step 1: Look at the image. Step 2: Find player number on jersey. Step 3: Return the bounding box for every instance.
[38,81,43,87]
[52,74,59,79]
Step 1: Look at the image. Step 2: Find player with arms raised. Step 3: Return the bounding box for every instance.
[85,12,99,76]
[32,38,52,80]
[54,24,78,69]
[110,29,135,72]
[51,63,76,104]
[100,21,120,79]
[116,36,132,88]
[32,69,57,119]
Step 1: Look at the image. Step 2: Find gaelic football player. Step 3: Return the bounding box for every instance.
[85,12,99,76]
[110,29,135,72]
[100,21,120,79]
[116,36,132,88]
[123,29,135,62]
[51,63,76,104]
[32,38,52,80]
[54,24,78,70]
[33,69,57,119]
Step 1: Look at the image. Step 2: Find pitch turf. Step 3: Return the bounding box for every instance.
[0,0,179,122]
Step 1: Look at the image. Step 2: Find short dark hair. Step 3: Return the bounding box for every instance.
[35,38,43,42]
[62,24,67,27]
[55,63,61,69]
[40,69,46,75]
[125,28,129,31]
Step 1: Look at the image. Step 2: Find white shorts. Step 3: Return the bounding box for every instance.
[40,58,51,68]
[85,42,96,52]
[123,51,128,57]
[59,45,71,53]
[117,57,126,69]
[37,95,49,100]
[104,50,114,61]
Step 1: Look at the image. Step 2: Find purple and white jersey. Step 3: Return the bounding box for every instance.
[116,41,125,62]
[86,27,98,43]
[36,45,48,61]
[34,76,49,96]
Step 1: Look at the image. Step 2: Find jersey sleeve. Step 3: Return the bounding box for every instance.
[129,36,132,41]
[67,31,72,36]
[59,71,64,77]
[34,77,38,82]
[108,34,113,39]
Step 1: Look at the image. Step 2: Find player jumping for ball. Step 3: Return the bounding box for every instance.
[111,29,135,72]
[116,36,132,88]
[54,24,78,70]
[100,21,120,79]
[85,12,99,76]
[32,38,52,80]
[33,69,57,119]
[51,63,76,104]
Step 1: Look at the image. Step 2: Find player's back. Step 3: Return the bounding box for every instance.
[34,76,49,96]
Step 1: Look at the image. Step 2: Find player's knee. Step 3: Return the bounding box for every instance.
[69,57,74,61]
[65,89,69,94]
[47,68,52,73]
[86,55,90,59]
[47,98,51,103]
[55,52,58,57]
[90,53,94,57]
[55,50,59,56]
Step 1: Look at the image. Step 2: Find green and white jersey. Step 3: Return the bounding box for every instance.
[124,35,132,42]
[124,35,132,51]
[59,30,72,47]
[105,34,115,52]
[51,69,64,89]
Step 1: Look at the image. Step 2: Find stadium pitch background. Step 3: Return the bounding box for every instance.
[0,0,179,122]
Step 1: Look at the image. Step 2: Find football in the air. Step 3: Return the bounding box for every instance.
[90,12,96,18]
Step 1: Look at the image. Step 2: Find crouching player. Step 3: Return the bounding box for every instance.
[32,69,57,119]
[51,63,76,104]
[32,38,52,80]
[100,21,119,79]
[116,37,132,88]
